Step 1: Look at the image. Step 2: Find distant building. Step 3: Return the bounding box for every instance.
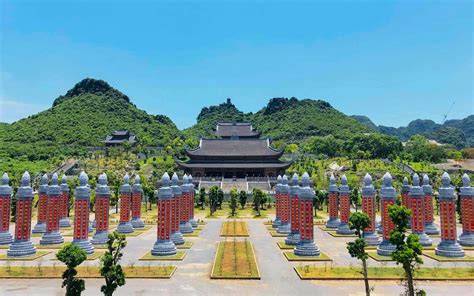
[103,130,138,147]
[177,122,291,178]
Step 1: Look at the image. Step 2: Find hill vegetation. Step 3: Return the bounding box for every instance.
[352,115,473,148]
[0,78,180,173]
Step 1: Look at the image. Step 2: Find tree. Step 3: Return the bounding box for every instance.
[100,232,127,296]
[350,187,360,212]
[217,188,224,209]
[56,243,87,296]
[239,190,247,209]
[347,212,371,296]
[388,204,424,296]
[199,188,206,210]
[229,188,238,216]
[209,186,219,216]
[252,188,263,216]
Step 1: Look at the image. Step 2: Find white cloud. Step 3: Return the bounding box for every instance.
[0,99,47,123]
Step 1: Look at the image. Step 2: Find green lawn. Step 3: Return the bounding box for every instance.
[220,221,249,237]
[283,251,332,262]
[295,266,474,280]
[139,251,187,261]
[211,240,260,279]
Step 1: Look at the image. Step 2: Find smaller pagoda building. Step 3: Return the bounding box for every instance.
[103,130,138,147]
[177,122,291,178]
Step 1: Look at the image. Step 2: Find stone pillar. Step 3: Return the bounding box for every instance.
[337,175,353,235]
[377,172,397,256]
[188,175,198,228]
[40,173,64,245]
[72,171,94,254]
[410,174,432,246]
[179,175,193,234]
[117,174,134,234]
[459,173,474,247]
[131,175,145,229]
[0,173,13,245]
[8,172,36,256]
[272,175,282,228]
[32,174,48,233]
[326,174,340,228]
[436,172,464,257]
[285,173,301,245]
[422,174,439,235]
[295,172,320,256]
[401,177,411,228]
[170,173,184,245]
[362,173,379,246]
[59,175,71,228]
[91,173,110,245]
[151,173,177,256]
[277,175,291,234]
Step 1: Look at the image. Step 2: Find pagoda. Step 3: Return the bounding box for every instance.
[177,122,291,178]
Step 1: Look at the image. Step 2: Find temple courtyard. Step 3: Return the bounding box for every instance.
[0,217,472,295]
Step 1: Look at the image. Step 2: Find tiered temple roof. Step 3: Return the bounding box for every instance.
[177,122,291,177]
[103,130,138,146]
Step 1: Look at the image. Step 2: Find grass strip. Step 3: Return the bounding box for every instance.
[211,240,260,279]
[176,241,193,249]
[220,221,249,237]
[295,266,474,280]
[0,266,176,278]
[139,251,186,261]
[423,251,474,262]
[0,251,51,261]
[268,229,288,237]
[283,251,332,262]
[183,231,200,237]
[367,251,395,262]
[327,232,357,237]
[276,241,294,250]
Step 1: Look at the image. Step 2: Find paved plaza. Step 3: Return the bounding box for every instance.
[0,215,473,295]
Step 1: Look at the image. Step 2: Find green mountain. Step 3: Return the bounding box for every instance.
[183,98,249,139]
[184,97,375,142]
[352,115,473,148]
[1,78,180,160]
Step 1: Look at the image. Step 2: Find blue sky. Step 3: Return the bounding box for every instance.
[1,0,472,129]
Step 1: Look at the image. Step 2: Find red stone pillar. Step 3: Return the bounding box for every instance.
[59,175,71,228]
[72,171,94,254]
[152,173,177,256]
[410,174,432,246]
[401,177,411,227]
[273,175,282,228]
[117,174,133,234]
[91,173,110,245]
[170,173,184,245]
[0,173,13,245]
[40,173,64,245]
[377,172,397,256]
[179,175,193,233]
[32,174,48,233]
[422,174,439,235]
[285,173,301,245]
[8,172,36,256]
[362,173,379,245]
[326,174,340,228]
[436,172,464,257]
[337,175,353,234]
[131,175,144,228]
[277,175,291,234]
[188,175,198,228]
[459,173,474,247]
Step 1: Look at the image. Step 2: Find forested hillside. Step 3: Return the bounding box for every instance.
[0,78,180,161]
[184,97,374,142]
[352,115,473,148]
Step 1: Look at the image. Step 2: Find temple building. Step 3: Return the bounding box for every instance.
[177,122,292,178]
[103,130,138,147]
